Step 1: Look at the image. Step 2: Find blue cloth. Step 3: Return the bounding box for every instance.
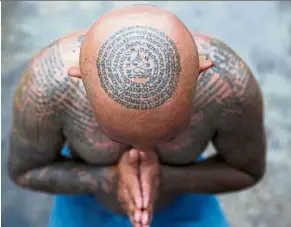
[49,146,229,227]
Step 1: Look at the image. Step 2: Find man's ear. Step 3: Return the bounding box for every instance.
[199,56,214,74]
[68,66,82,79]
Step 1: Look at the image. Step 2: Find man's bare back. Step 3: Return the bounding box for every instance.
[9,28,265,214]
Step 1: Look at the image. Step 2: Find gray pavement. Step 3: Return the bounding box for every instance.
[1,1,291,227]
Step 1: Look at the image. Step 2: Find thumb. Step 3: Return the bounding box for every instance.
[128,149,140,165]
[123,149,142,209]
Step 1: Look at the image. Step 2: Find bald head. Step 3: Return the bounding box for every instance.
[79,5,199,148]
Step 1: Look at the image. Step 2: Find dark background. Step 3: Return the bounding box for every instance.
[2,1,291,227]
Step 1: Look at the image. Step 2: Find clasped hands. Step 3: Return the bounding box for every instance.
[117,149,160,227]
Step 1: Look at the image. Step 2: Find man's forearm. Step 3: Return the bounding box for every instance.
[161,156,260,194]
[13,161,117,195]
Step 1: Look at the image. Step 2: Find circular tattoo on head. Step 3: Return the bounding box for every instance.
[96,25,181,110]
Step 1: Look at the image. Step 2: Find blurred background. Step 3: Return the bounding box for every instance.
[1,1,291,227]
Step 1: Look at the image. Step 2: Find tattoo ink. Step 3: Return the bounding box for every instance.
[96,25,181,110]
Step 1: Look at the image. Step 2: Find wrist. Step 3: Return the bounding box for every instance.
[96,166,118,194]
[160,165,184,194]
[160,165,172,193]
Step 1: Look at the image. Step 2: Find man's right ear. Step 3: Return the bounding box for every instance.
[68,66,82,79]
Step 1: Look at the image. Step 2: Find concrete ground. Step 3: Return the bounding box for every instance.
[1,1,291,227]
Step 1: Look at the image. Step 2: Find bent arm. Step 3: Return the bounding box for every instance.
[161,71,266,194]
[9,141,117,195]
[160,154,264,194]
[9,130,117,195]
[8,48,117,195]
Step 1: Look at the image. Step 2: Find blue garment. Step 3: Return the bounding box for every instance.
[49,146,229,227]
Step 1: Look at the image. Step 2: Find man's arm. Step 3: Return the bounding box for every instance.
[160,64,266,194]
[8,43,117,195]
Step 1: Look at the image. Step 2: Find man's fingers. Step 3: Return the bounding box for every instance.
[141,210,149,225]
[129,149,139,165]
[141,169,159,209]
[128,176,142,209]
[129,215,135,227]
[124,173,142,209]
[139,150,159,209]
[126,160,143,208]
[140,151,150,208]
[146,205,154,225]
[142,185,150,209]
[129,149,143,208]
[139,151,147,161]
[121,192,136,227]
[141,168,151,209]
[127,199,137,227]
[123,150,142,209]
[134,209,142,223]
[123,187,135,213]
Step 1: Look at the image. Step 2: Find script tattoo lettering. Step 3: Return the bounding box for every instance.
[96,25,181,110]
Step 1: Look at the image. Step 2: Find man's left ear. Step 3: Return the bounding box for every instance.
[68,66,82,79]
[199,56,214,74]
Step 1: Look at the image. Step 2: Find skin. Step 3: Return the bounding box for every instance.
[8,5,266,227]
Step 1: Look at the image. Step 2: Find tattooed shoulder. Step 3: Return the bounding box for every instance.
[193,33,262,129]
[13,31,88,128]
[14,39,72,120]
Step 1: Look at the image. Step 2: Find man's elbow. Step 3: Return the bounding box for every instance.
[249,162,266,187]
[8,167,20,186]
[8,163,26,187]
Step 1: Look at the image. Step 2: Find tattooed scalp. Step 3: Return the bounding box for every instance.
[96,25,181,110]
[79,6,198,145]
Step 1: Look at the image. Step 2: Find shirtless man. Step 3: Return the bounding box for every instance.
[8,5,266,227]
